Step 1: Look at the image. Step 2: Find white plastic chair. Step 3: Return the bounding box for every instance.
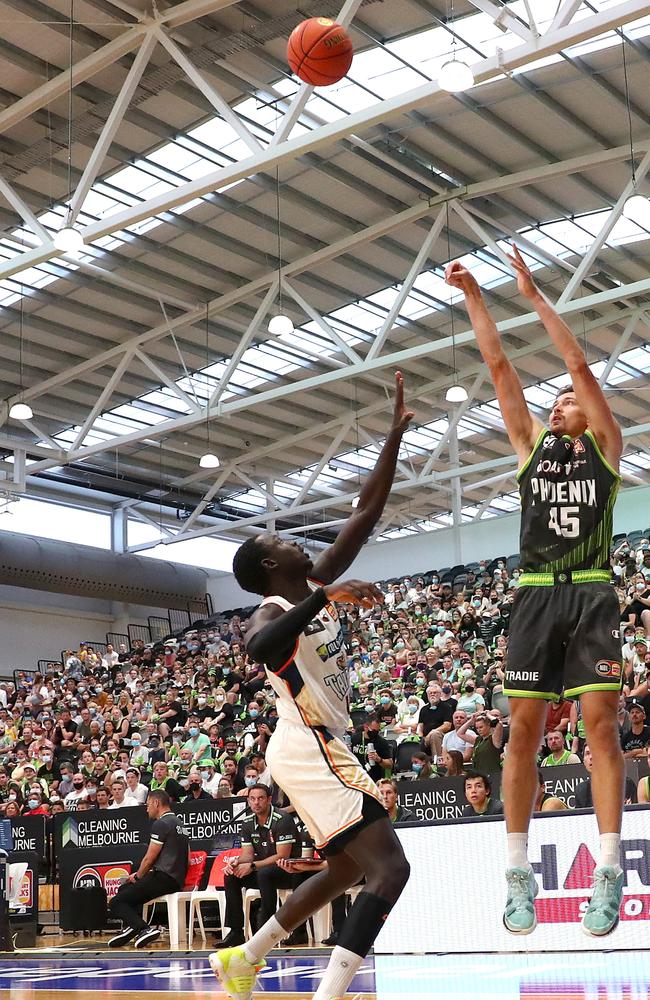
[7,863,28,908]
[243,888,261,939]
[277,888,331,945]
[188,887,228,949]
[142,890,193,949]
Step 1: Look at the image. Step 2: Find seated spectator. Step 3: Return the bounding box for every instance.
[534,769,568,812]
[621,700,650,758]
[183,769,213,801]
[351,712,393,782]
[217,775,234,798]
[457,711,504,774]
[576,745,637,807]
[545,698,572,735]
[96,786,111,809]
[183,715,210,763]
[417,684,453,759]
[125,767,149,804]
[198,758,221,796]
[64,773,88,811]
[238,764,262,797]
[129,732,150,769]
[440,748,466,777]
[150,761,184,802]
[377,778,413,823]
[410,750,435,780]
[462,772,504,817]
[456,680,485,716]
[442,709,475,762]
[108,777,138,808]
[541,730,581,766]
[22,788,48,816]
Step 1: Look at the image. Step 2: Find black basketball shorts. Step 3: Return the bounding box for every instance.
[504,581,622,702]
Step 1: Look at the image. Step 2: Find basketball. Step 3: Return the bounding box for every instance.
[287,17,353,87]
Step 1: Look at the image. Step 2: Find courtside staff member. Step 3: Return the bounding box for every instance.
[109,789,189,948]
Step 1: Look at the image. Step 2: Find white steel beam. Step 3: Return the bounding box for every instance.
[597,314,641,385]
[134,350,202,413]
[468,0,533,41]
[70,350,136,451]
[20,296,649,478]
[290,420,354,507]
[366,210,446,362]
[452,201,515,274]
[0,0,256,138]
[558,149,650,305]
[420,375,485,478]
[2,1,646,283]
[69,32,158,224]
[282,281,362,364]
[209,282,279,409]
[550,0,585,32]
[0,176,49,243]
[156,29,262,155]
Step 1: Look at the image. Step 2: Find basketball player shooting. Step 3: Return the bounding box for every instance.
[446,250,624,938]
[210,373,413,1000]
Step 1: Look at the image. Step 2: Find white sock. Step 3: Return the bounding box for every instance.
[599,833,621,870]
[244,915,287,963]
[507,832,531,870]
[313,945,364,1000]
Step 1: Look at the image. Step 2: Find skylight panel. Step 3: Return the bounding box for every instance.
[111,403,166,426]
[139,389,193,414]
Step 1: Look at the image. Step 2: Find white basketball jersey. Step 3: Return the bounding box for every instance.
[260,581,350,737]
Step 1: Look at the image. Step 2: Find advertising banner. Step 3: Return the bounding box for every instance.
[376,804,650,954]
[395,764,587,821]
[54,797,247,928]
[54,807,151,929]
[173,796,248,852]
[10,816,47,859]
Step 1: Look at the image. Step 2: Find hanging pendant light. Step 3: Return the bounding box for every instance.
[54,2,84,254]
[620,34,649,224]
[444,203,467,405]
[268,166,294,335]
[438,0,474,93]
[445,384,468,403]
[54,222,84,252]
[10,282,33,420]
[438,58,474,93]
[199,301,219,469]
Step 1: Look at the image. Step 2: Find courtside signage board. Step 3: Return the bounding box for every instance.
[376,805,650,953]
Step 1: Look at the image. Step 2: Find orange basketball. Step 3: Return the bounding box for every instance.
[287,17,353,87]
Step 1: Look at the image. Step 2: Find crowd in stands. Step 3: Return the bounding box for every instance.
[0,535,649,826]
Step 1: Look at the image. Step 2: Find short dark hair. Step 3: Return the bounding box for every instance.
[464,771,491,793]
[232,536,271,595]
[554,384,574,401]
[147,788,172,808]
[247,782,271,796]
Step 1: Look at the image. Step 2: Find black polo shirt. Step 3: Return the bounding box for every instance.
[240,807,297,861]
[417,700,454,737]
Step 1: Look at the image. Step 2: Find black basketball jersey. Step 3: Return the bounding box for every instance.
[517,428,620,573]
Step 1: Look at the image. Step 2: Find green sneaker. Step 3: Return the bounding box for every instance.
[582,865,623,937]
[503,866,538,934]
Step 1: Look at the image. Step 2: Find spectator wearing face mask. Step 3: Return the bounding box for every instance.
[456,679,485,716]
[183,769,213,801]
[182,715,210,763]
[128,731,150,768]
[22,788,49,816]
[198,759,221,796]
[410,750,435,780]
[432,621,454,651]
[238,764,261,797]
[64,773,88,810]
[623,575,650,632]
